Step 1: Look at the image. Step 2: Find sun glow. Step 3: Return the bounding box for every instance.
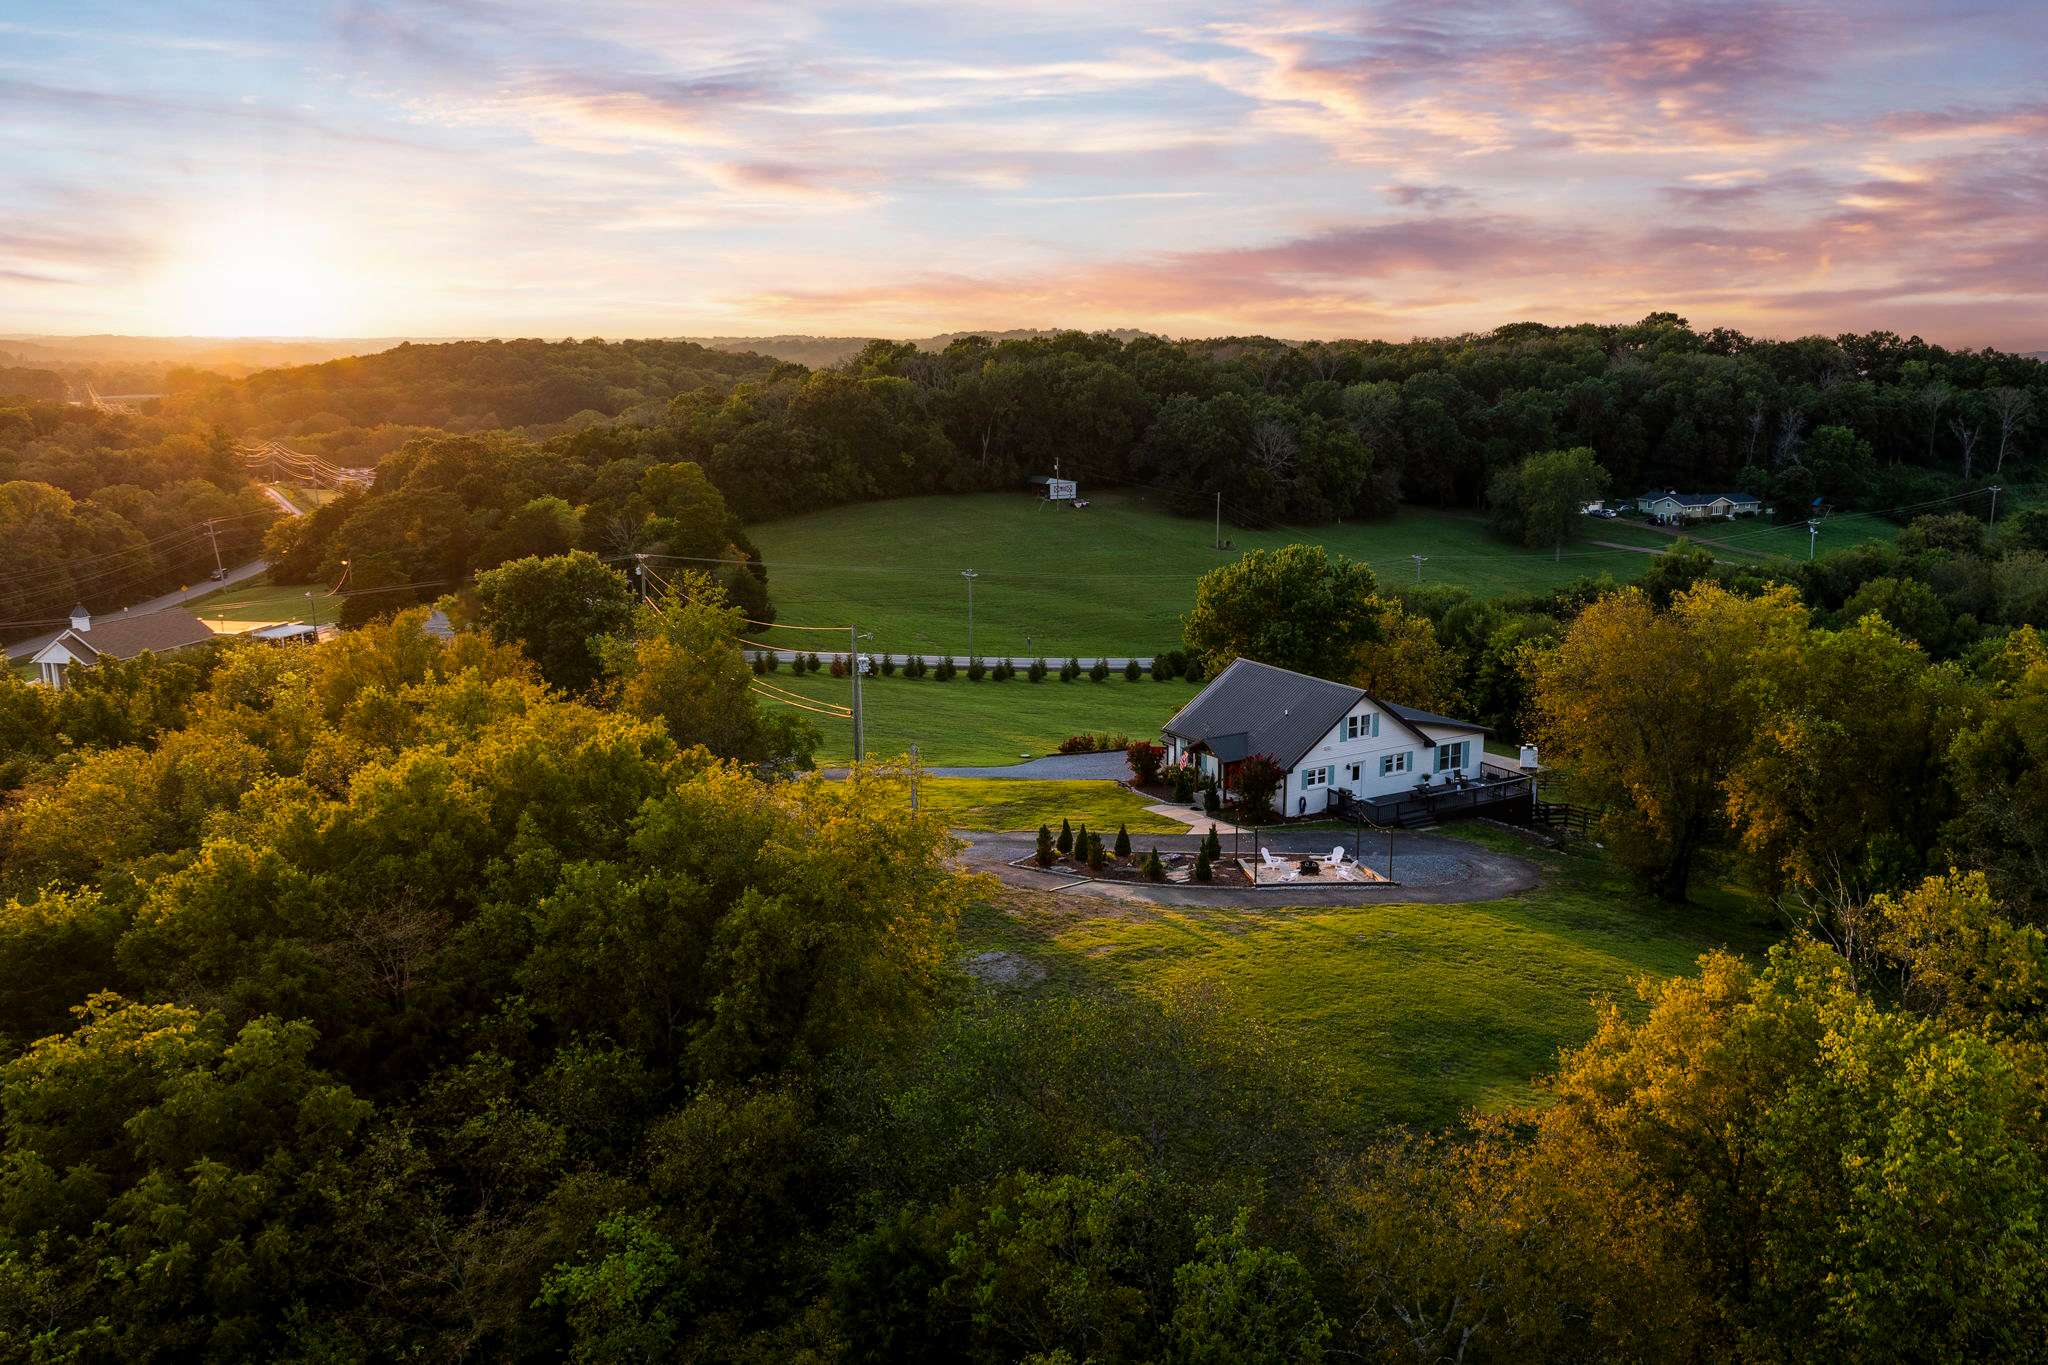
[142,214,369,337]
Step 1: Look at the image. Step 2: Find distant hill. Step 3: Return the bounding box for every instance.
[680,328,1161,368]
[157,337,788,438]
[0,334,430,377]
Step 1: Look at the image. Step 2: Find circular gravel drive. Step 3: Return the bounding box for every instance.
[955,827,1539,906]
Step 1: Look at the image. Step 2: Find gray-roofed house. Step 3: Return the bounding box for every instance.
[30,605,217,688]
[1161,657,1499,819]
[1640,489,1762,521]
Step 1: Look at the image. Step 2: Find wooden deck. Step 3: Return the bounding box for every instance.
[1337,765,1537,829]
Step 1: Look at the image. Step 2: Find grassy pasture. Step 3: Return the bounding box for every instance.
[960,825,1781,1127]
[746,492,1661,659]
[758,667,1200,767]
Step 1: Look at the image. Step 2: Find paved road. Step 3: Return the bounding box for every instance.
[958,827,1540,906]
[262,485,303,516]
[5,556,272,660]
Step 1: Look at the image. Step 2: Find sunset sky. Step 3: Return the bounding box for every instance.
[4,0,2045,347]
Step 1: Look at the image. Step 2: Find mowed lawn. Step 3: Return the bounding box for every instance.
[185,576,340,627]
[760,668,1201,767]
[746,492,1659,659]
[912,778,1184,833]
[960,825,1781,1128]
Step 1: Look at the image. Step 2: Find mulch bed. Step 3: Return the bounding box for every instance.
[1020,848,1252,887]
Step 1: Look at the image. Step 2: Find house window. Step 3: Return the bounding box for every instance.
[1435,741,1469,773]
[1379,752,1410,777]
[1301,766,1331,788]
[1345,713,1379,740]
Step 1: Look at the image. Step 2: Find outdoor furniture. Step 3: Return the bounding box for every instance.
[1258,848,1286,868]
[1319,846,1346,869]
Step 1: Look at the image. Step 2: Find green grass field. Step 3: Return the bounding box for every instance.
[746,492,1661,659]
[760,667,1200,767]
[185,575,351,628]
[962,825,1780,1126]
[914,778,1184,833]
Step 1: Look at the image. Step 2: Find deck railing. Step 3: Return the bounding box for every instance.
[1338,771,1535,828]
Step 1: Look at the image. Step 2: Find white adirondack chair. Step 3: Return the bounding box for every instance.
[1319,845,1346,870]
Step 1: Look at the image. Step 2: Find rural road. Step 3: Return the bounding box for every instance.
[763,649,1153,669]
[957,827,1540,906]
[5,483,304,661]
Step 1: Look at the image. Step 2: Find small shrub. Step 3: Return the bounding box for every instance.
[1090,659,1111,683]
[993,658,1014,681]
[761,651,780,673]
[1113,823,1131,858]
[1086,834,1107,872]
[1056,819,1073,855]
[1172,766,1194,803]
[1073,823,1089,866]
[880,654,897,676]
[933,658,957,681]
[1061,658,1081,682]
[751,652,767,674]
[829,654,848,678]
[966,657,986,681]
[1058,732,1132,755]
[1028,657,1048,682]
[1203,824,1222,861]
[1182,657,1206,685]
[1123,659,1141,681]
[1203,782,1221,815]
[1126,740,1165,785]
[1035,824,1054,867]
[804,651,822,674]
[1194,847,1213,882]
[1144,848,1165,881]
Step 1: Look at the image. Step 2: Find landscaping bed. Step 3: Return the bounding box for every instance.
[1017,847,1252,887]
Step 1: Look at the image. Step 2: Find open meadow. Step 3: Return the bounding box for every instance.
[961,824,1782,1127]
[745,491,1663,658]
[760,666,1201,766]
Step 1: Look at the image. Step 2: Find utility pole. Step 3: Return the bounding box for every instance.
[1411,553,1428,584]
[961,569,978,661]
[849,627,872,764]
[1806,520,1820,560]
[1989,484,2003,526]
[633,554,651,604]
[909,743,920,813]
[204,519,223,577]
[1214,491,1222,550]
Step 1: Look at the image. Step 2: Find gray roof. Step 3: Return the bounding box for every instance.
[1385,700,1493,734]
[1162,657,1484,770]
[50,608,215,662]
[1643,490,1760,507]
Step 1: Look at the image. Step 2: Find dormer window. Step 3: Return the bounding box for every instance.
[1345,712,1379,740]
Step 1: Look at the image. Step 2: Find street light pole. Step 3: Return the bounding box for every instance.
[1806,520,1820,560]
[1990,484,2004,527]
[961,569,978,661]
[1411,553,1428,583]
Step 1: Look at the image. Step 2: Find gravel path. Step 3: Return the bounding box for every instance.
[956,827,1539,907]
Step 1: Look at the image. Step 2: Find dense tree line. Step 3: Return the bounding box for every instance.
[0,589,2041,1359]
[657,318,2044,528]
[0,402,275,641]
[161,338,789,440]
[263,432,774,626]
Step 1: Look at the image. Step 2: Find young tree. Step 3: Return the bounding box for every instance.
[1114,823,1132,859]
[1204,825,1223,861]
[1234,755,1284,822]
[1086,834,1107,871]
[1028,657,1048,682]
[1124,659,1142,681]
[1194,846,1213,882]
[1090,659,1111,683]
[1057,818,1074,855]
[1183,545,1383,679]
[473,550,637,694]
[1036,824,1055,867]
[1144,848,1165,882]
[1126,740,1165,785]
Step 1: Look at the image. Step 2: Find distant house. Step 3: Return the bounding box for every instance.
[31,605,216,688]
[1641,489,1762,521]
[1161,658,1493,818]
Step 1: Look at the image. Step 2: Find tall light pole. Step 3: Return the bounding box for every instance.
[849,627,872,764]
[961,569,978,661]
[1806,519,1820,560]
[1990,484,2004,527]
[1410,553,1428,583]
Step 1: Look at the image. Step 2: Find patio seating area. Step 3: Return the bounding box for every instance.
[1241,846,1390,886]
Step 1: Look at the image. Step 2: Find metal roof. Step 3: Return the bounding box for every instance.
[45,608,215,662]
[1163,657,1484,770]
[1385,700,1494,734]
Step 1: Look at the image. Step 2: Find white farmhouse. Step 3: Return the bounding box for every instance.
[30,605,217,688]
[1162,657,1531,823]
